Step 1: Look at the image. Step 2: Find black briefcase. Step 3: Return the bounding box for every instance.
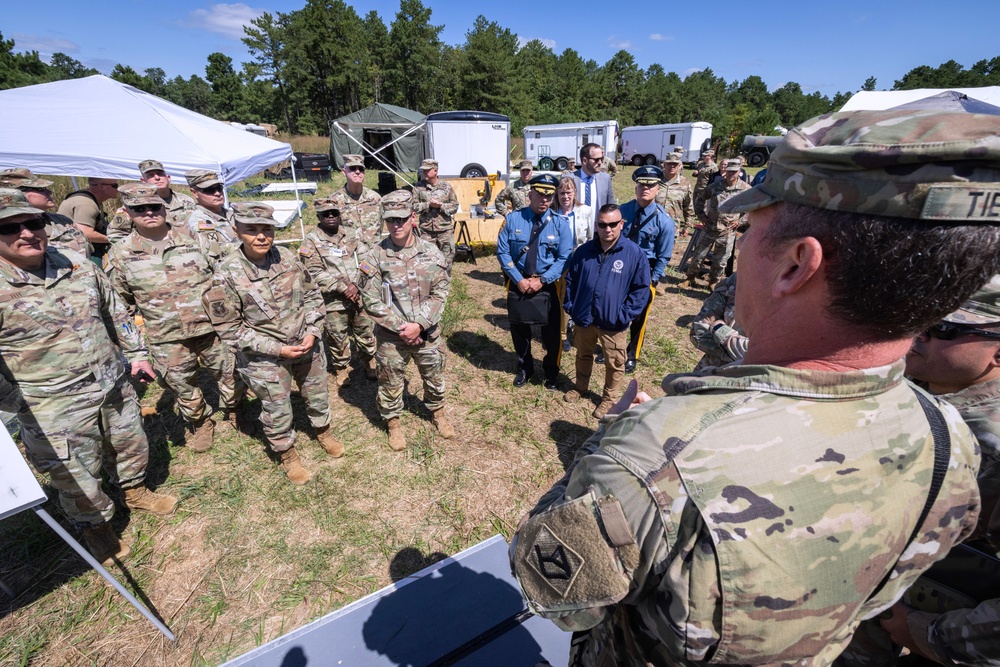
[507,288,550,325]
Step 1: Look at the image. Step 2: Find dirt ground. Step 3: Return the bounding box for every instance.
[0,219,713,666]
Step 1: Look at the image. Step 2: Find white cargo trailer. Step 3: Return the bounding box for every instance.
[620,122,713,167]
[522,120,619,171]
[423,111,511,180]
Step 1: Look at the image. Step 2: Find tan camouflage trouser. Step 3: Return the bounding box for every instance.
[323,306,376,371]
[686,230,736,284]
[149,332,242,422]
[375,335,446,420]
[19,378,149,527]
[237,346,330,452]
[422,229,455,273]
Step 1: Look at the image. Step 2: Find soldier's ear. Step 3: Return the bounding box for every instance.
[991,343,1000,369]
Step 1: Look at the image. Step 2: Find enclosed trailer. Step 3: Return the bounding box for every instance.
[620,122,713,167]
[522,120,619,171]
[423,111,511,180]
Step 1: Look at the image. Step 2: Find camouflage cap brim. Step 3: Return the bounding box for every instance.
[0,205,45,220]
[943,275,1000,324]
[717,185,781,214]
[234,215,278,226]
[18,177,54,188]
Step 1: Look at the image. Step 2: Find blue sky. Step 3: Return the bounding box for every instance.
[5,0,999,100]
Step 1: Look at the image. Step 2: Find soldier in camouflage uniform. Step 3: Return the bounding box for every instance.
[104,184,241,453]
[204,203,341,484]
[359,190,452,451]
[0,171,89,255]
[327,154,383,244]
[494,160,533,216]
[299,197,377,387]
[510,108,1000,667]
[107,159,196,243]
[183,169,239,268]
[0,192,177,566]
[687,159,751,289]
[692,148,716,204]
[688,272,746,371]
[412,158,460,272]
[600,155,618,178]
[655,152,696,237]
[842,277,1000,666]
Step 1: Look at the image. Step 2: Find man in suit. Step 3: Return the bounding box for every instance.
[572,143,615,211]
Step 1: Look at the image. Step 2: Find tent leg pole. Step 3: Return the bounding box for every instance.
[291,164,305,241]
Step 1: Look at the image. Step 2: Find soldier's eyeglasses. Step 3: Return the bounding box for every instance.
[128,204,164,214]
[0,217,46,235]
[196,185,224,195]
[318,210,341,218]
[20,187,51,194]
[924,322,1000,341]
[596,219,622,229]
[346,166,365,173]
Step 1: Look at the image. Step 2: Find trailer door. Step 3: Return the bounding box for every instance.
[661,131,678,159]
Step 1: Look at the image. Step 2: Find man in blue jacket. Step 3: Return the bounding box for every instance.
[497,174,574,389]
[619,165,675,374]
[563,203,650,417]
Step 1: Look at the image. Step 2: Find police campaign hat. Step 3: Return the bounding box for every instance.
[721,108,1000,221]
[185,169,223,189]
[419,159,438,171]
[382,189,414,219]
[943,275,1000,325]
[232,201,278,226]
[138,159,165,175]
[528,174,559,195]
[342,154,364,169]
[313,197,340,214]
[119,183,166,207]
[0,188,45,219]
[0,168,53,189]
[632,165,664,184]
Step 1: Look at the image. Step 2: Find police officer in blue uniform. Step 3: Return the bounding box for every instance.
[496,174,574,388]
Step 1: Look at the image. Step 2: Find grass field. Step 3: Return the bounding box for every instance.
[0,159,731,666]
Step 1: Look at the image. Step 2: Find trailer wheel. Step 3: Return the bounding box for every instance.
[630,154,644,166]
[747,151,768,168]
[643,154,657,166]
[460,163,487,178]
[538,157,553,171]
[555,157,569,171]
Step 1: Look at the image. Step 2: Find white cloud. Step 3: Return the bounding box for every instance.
[649,34,673,42]
[683,67,704,76]
[186,3,265,40]
[607,35,633,50]
[11,33,79,54]
[517,36,557,51]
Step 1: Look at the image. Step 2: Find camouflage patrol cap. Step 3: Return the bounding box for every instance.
[419,159,438,172]
[0,188,45,219]
[674,146,685,154]
[517,159,533,170]
[529,173,559,195]
[662,152,683,165]
[943,275,1000,325]
[723,159,742,172]
[704,149,716,157]
[0,168,53,189]
[342,154,364,169]
[137,159,165,175]
[633,165,664,184]
[720,109,1000,221]
[119,183,166,207]
[185,169,223,189]
[381,190,413,219]
[232,201,277,225]
[313,197,340,214]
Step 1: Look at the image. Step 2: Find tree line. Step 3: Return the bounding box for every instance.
[3,2,1000,154]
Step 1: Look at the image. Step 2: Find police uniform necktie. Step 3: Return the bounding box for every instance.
[628,207,643,242]
[523,214,542,278]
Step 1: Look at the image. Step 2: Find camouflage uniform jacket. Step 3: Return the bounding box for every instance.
[299,226,370,312]
[512,361,980,667]
[205,246,325,358]
[44,212,90,256]
[696,178,751,235]
[689,273,746,370]
[693,160,717,199]
[104,228,216,345]
[327,185,383,244]
[494,178,531,216]
[107,189,196,244]
[412,180,460,234]
[0,248,147,404]
[359,236,449,344]
[655,173,696,230]
[185,205,239,267]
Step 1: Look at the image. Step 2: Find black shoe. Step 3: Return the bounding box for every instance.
[624,359,637,375]
[544,377,559,391]
[562,339,572,353]
[595,352,605,364]
[513,370,530,387]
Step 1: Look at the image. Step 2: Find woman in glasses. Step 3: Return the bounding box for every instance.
[553,176,594,352]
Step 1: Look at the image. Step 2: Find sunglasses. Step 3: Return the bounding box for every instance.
[318,210,341,218]
[0,217,46,236]
[196,185,224,195]
[925,321,1000,341]
[596,219,622,229]
[21,187,51,194]
[128,204,164,214]
[346,166,365,173]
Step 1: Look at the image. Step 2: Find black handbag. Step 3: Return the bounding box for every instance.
[507,288,550,325]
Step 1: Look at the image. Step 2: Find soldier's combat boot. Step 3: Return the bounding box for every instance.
[316,425,344,458]
[279,447,312,484]
[387,417,407,451]
[592,399,615,420]
[186,417,214,452]
[564,375,590,403]
[124,485,178,517]
[431,410,455,439]
[364,358,377,381]
[331,366,350,387]
[216,409,238,435]
[82,522,130,566]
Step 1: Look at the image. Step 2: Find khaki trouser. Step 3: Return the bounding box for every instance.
[573,326,627,403]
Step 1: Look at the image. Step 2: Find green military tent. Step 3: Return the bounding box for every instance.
[329,103,426,172]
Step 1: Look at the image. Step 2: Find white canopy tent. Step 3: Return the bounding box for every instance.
[840,86,1000,111]
[0,75,305,237]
